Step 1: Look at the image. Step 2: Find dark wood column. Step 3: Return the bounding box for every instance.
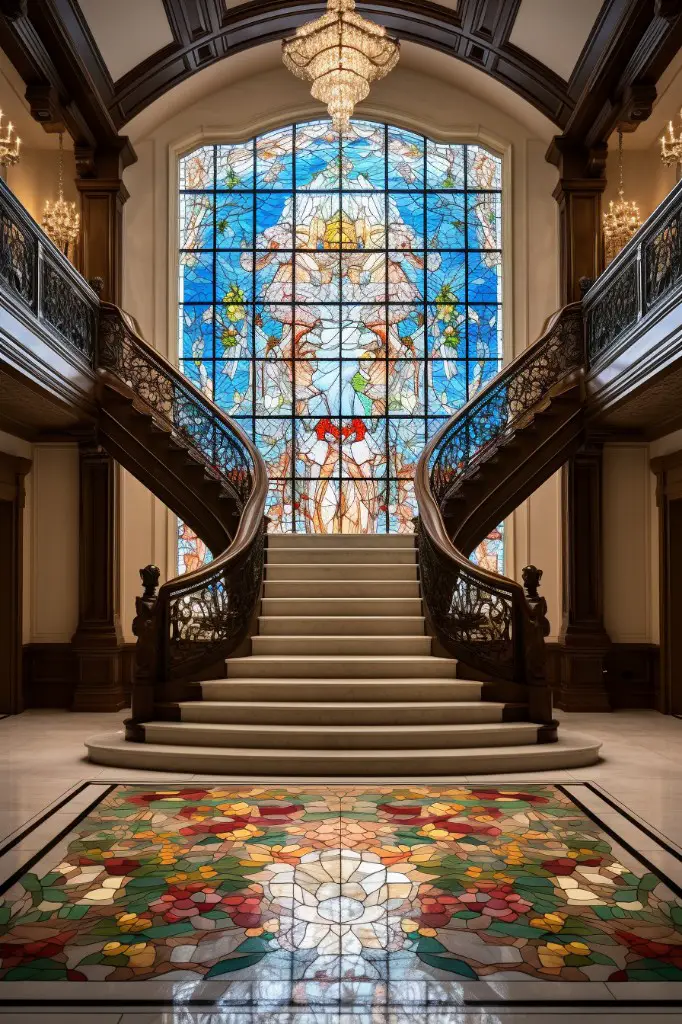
[0,452,31,715]
[555,439,612,711]
[71,440,125,711]
[547,138,607,304]
[70,145,131,709]
[547,139,612,710]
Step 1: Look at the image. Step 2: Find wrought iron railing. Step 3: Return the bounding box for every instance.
[0,178,97,362]
[98,305,268,711]
[585,176,682,366]
[415,304,584,719]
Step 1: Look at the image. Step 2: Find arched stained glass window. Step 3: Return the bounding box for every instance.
[177,120,503,565]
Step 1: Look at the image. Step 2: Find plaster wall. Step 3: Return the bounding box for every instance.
[119,55,564,642]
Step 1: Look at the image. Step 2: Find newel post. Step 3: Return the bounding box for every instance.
[125,564,160,741]
[521,564,555,735]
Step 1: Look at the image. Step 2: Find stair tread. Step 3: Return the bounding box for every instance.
[181,700,505,710]
[226,654,452,663]
[152,720,527,735]
[203,676,479,684]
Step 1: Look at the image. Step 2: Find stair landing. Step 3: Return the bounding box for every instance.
[87,533,601,774]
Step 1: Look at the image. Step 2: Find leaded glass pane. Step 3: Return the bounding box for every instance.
[178,121,504,548]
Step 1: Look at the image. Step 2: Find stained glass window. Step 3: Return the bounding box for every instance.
[177,120,503,568]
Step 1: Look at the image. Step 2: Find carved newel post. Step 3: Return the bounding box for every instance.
[125,564,160,741]
[521,564,555,734]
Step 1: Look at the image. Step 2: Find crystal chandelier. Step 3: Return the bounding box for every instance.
[43,133,79,256]
[661,108,682,169]
[282,0,399,132]
[0,110,20,167]
[603,128,641,265]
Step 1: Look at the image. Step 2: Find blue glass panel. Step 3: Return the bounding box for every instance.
[265,478,293,533]
[341,359,386,417]
[427,193,466,249]
[216,193,253,248]
[214,359,253,415]
[296,363,341,418]
[467,192,502,249]
[215,303,252,358]
[467,145,502,189]
[469,357,500,398]
[295,121,340,189]
[388,193,424,247]
[179,252,214,303]
[180,193,213,249]
[180,304,214,361]
[388,418,426,477]
[341,121,386,190]
[256,126,294,190]
[468,304,502,361]
[254,304,287,358]
[254,418,292,478]
[428,359,467,414]
[215,251,252,303]
[387,126,424,190]
[295,418,341,476]
[254,249,293,303]
[392,305,425,358]
[426,140,465,189]
[216,142,253,190]
[256,192,293,248]
[468,251,502,303]
[179,357,213,400]
[428,303,466,359]
[179,146,214,190]
[296,191,340,248]
[427,249,466,303]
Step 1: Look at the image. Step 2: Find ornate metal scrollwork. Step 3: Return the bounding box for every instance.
[587,259,639,363]
[41,258,95,359]
[417,304,583,694]
[0,203,36,309]
[645,205,682,309]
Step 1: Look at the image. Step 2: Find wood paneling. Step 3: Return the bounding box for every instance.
[0,451,31,714]
[651,449,682,716]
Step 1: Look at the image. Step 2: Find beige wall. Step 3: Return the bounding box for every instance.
[5,146,79,229]
[119,53,565,640]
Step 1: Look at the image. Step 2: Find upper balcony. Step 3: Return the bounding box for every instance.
[0,178,98,439]
[584,177,682,439]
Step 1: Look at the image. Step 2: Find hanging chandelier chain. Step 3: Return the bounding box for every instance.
[42,131,80,256]
[603,126,640,265]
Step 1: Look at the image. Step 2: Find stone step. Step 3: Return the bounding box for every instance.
[267,546,417,565]
[251,634,432,656]
[268,533,415,548]
[263,580,420,599]
[200,678,483,702]
[264,562,419,581]
[142,720,540,751]
[179,700,507,726]
[258,616,426,636]
[261,596,422,617]
[224,654,457,679]
[86,732,603,775]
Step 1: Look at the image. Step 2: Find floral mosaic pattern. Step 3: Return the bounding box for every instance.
[1,784,682,989]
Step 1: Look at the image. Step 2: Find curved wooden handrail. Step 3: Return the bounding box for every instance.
[97,302,268,701]
[414,302,584,707]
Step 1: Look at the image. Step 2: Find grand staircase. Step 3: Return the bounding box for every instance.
[83,297,602,774]
[87,531,600,773]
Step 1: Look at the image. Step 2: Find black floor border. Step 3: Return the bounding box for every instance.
[585,781,682,861]
[0,780,94,858]
[0,785,116,899]
[0,779,680,1008]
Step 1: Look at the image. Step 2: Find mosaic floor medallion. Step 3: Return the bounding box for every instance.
[0,782,681,1012]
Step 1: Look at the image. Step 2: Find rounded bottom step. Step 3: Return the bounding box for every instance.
[85,730,601,775]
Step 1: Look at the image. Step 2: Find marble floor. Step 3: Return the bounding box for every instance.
[0,708,681,1023]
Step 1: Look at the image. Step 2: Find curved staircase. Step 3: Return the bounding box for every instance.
[86,299,602,774]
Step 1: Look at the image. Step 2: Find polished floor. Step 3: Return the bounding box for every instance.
[0,709,681,1022]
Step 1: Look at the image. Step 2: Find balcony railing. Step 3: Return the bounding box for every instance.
[584,176,682,367]
[0,178,98,365]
